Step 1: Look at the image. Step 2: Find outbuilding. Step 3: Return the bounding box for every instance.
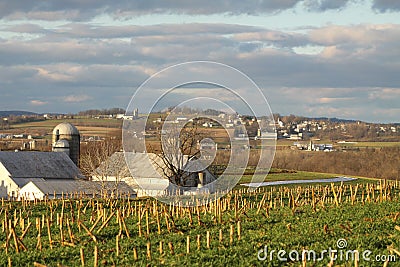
[19,180,136,200]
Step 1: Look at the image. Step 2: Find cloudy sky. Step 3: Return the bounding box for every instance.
[0,0,399,122]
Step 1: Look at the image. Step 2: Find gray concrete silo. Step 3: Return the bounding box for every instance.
[52,123,80,166]
[53,139,70,156]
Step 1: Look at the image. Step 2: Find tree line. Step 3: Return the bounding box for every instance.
[77,108,125,116]
[272,147,400,180]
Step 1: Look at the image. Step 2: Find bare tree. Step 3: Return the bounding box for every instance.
[150,122,203,187]
[80,138,122,195]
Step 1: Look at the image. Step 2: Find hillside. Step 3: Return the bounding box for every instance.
[0,110,38,117]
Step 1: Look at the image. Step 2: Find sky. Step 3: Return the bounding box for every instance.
[0,0,399,123]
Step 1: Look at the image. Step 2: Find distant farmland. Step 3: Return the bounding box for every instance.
[6,118,122,138]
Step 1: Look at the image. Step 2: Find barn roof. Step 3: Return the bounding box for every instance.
[125,152,169,178]
[94,152,131,178]
[95,152,168,179]
[96,152,213,179]
[95,152,218,193]
[0,151,84,179]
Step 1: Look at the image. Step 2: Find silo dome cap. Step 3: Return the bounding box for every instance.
[54,139,70,148]
[53,122,80,135]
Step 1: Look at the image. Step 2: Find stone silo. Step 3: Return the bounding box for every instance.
[52,123,80,166]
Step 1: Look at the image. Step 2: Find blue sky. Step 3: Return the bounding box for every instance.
[0,0,399,122]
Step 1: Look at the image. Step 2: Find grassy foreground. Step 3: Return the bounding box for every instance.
[1,179,400,266]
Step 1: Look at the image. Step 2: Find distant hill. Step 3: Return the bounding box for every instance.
[311,117,358,123]
[274,114,361,124]
[0,110,38,117]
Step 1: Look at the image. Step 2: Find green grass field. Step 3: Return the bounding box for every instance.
[1,179,399,267]
[236,169,374,189]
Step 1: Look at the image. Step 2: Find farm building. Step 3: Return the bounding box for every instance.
[92,152,217,197]
[0,122,140,200]
[19,180,135,200]
[0,151,85,198]
[92,152,169,197]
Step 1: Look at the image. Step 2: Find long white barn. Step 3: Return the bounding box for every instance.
[0,151,84,198]
[19,180,136,200]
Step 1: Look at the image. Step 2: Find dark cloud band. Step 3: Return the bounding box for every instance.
[1,0,396,21]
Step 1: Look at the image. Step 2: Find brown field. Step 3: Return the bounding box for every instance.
[3,119,122,138]
[77,126,121,137]
[338,141,400,148]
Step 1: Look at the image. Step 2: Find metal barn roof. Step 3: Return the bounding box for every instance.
[0,151,84,179]
[95,152,169,179]
[94,152,131,178]
[95,152,216,180]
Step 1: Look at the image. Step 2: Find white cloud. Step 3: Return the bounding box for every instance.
[36,67,73,82]
[308,24,400,46]
[368,88,400,100]
[317,97,354,104]
[30,100,48,106]
[63,94,92,103]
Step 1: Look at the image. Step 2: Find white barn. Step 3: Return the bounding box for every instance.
[19,180,136,200]
[0,151,84,199]
[93,152,217,197]
[92,152,169,197]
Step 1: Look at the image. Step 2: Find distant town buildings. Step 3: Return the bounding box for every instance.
[292,140,334,152]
